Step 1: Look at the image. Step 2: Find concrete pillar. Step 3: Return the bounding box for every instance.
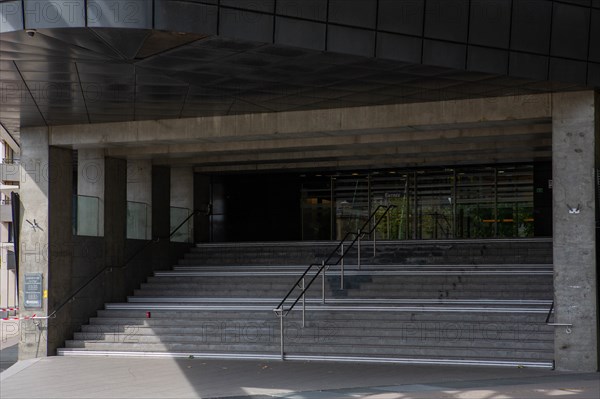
[104,158,127,301]
[170,167,194,242]
[77,149,104,236]
[552,91,599,372]
[152,166,170,270]
[194,174,210,242]
[18,127,72,359]
[126,160,152,240]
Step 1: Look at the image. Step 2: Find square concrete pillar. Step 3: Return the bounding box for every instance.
[552,91,599,372]
[104,158,127,302]
[18,127,72,359]
[170,167,194,242]
[152,166,170,270]
[126,160,152,240]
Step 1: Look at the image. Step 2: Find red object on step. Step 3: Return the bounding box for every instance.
[146,311,151,318]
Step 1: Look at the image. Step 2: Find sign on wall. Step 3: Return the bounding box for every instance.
[24,273,43,309]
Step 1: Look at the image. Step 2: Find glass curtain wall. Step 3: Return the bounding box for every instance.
[301,165,534,240]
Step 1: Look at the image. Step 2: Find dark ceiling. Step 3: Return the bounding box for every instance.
[1,0,598,145]
[0,27,584,144]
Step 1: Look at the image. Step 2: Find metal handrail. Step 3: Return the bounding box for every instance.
[545,300,554,323]
[40,207,207,321]
[273,204,396,359]
[275,204,395,315]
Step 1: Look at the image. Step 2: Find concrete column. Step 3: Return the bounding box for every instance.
[552,91,599,372]
[77,149,104,236]
[170,167,194,242]
[104,158,127,301]
[126,160,152,240]
[194,174,210,242]
[18,127,73,359]
[152,166,170,270]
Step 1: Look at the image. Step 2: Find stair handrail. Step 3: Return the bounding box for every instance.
[274,204,396,316]
[40,206,209,321]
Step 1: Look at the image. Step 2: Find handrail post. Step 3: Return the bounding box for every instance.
[373,228,377,257]
[302,277,306,328]
[322,260,326,304]
[340,243,344,290]
[279,310,284,360]
[357,229,361,270]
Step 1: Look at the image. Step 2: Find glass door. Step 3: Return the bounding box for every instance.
[333,174,369,240]
[301,177,333,240]
[415,170,454,239]
[456,168,496,239]
[371,172,410,240]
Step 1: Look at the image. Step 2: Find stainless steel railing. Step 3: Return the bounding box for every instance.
[273,204,396,360]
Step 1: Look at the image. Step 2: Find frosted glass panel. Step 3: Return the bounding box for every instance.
[170,207,192,243]
[127,201,149,240]
[76,195,100,237]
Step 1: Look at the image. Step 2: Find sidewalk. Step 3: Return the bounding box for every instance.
[0,334,19,373]
[0,355,597,399]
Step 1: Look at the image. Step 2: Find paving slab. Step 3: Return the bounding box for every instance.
[0,355,597,398]
[0,333,19,373]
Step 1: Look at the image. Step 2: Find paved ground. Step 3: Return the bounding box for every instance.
[0,330,19,373]
[0,354,597,399]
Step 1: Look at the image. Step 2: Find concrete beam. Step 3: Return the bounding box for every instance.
[0,122,20,154]
[158,137,552,168]
[105,123,551,159]
[49,95,552,148]
[194,149,552,173]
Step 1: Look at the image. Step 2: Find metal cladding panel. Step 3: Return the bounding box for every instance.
[23,0,86,29]
[0,1,23,33]
[87,0,152,29]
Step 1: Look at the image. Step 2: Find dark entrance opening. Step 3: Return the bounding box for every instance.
[205,162,550,242]
[210,174,302,242]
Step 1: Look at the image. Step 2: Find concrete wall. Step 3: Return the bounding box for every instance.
[16,140,192,357]
[552,91,599,372]
[18,127,73,359]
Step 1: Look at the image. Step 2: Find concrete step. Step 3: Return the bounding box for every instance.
[135,288,552,298]
[61,341,552,363]
[126,297,552,306]
[56,348,554,369]
[89,310,551,326]
[186,240,553,266]
[172,264,553,271]
[156,270,553,277]
[58,239,555,368]
[79,321,554,338]
[70,332,552,350]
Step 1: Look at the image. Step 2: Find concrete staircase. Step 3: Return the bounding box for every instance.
[58,239,555,368]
